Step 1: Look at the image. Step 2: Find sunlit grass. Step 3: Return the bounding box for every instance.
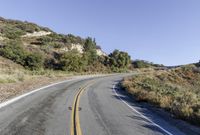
[122,65,200,126]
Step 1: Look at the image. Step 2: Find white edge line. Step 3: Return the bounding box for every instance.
[113,84,174,135]
[0,76,92,109]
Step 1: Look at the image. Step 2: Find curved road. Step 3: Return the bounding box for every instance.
[0,74,193,135]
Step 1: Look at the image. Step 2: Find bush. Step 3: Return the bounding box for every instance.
[122,68,200,126]
[15,22,41,33]
[132,60,151,68]
[59,51,84,72]
[36,36,53,45]
[24,53,44,70]
[3,27,25,39]
[49,42,64,48]
[0,40,44,70]
[0,40,27,65]
[107,50,131,70]
[65,34,85,44]
[132,60,164,68]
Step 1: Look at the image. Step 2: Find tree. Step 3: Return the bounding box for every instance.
[59,51,84,72]
[83,37,98,64]
[107,49,131,69]
[132,60,151,68]
[24,52,44,70]
[84,37,96,52]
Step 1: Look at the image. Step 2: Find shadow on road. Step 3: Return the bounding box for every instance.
[110,82,180,135]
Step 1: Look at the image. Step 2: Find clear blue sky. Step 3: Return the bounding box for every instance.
[0,0,200,66]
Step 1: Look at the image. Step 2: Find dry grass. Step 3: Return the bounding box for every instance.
[0,56,73,83]
[122,65,200,126]
[0,76,72,103]
[0,56,107,103]
[0,56,75,102]
[0,56,27,83]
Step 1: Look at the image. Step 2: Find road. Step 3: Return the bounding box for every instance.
[0,74,192,135]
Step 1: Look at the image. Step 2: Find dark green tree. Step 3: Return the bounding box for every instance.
[59,51,84,72]
[24,52,44,70]
[132,60,151,68]
[107,49,131,69]
[83,37,98,64]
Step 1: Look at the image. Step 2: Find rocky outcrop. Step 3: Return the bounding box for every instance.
[96,49,107,56]
[70,44,84,53]
[0,36,4,41]
[22,31,51,38]
[0,36,6,41]
[60,44,107,56]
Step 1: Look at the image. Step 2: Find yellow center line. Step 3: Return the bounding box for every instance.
[70,81,95,135]
[76,89,84,135]
[70,88,81,135]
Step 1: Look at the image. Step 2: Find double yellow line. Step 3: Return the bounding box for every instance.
[70,81,94,135]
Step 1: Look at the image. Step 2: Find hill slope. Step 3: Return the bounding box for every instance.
[0,17,105,55]
[0,56,25,83]
[122,64,200,126]
[0,17,131,73]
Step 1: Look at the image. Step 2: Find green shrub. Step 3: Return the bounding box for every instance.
[132,60,164,68]
[122,69,200,126]
[44,57,56,69]
[65,34,85,44]
[83,37,98,65]
[15,22,41,33]
[0,40,27,65]
[132,60,151,68]
[107,50,131,70]
[49,42,64,48]
[36,36,53,45]
[0,40,44,70]
[59,51,84,72]
[3,27,25,39]
[24,53,44,70]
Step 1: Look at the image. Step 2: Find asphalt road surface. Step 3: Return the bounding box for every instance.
[0,74,193,135]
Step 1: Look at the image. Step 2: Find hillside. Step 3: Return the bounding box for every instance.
[122,63,200,126]
[0,17,131,73]
[0,17,132,102]
[0,17,105,56]
[0,56,25,83]
[0,56,77,102]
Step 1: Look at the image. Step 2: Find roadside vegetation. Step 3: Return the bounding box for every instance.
[0,17,132,102]
[1,17,199,128]
[122,64,200,126]
[132,60,164,68]
[0,17,131,75]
